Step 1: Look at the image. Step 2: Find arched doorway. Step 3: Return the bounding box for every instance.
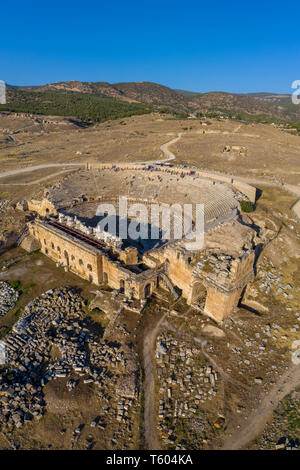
[165,259,170,274]
[120,279,125,294]
[190,282,207,309]
[63,250,69,268]
[144,283,151,298]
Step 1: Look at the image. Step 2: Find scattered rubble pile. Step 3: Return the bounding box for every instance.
[89,340,139,425]
[0,287,139,432]
[116,397,135,423]
[220,309,298,387]
[0,379,45,429]
[58,212,123,249]
[0,200,9,213]
[0,281,19,318]
[275,437,299,451]
[193,253,233,278]
[254,392,300,450]
[155,333,219,447]
[257,259,294,298]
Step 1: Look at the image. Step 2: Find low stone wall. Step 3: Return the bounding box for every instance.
[291,198,300,219]
[232,180,257,203]
[27,199,58,217]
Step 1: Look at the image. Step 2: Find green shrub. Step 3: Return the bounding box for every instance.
[240,200,254,212]
[202,261,213,273]
[9,280,21,290]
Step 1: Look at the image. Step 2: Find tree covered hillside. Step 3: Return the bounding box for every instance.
[0,89,154,122]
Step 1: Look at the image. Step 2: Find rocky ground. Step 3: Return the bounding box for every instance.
[0,281,19,318]
[250,390,300,450]
[155,331,221,449]
[0,111,299,449]
[0,287,141,449]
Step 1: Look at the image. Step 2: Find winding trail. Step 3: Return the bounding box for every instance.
[0,133,183,184]
[133,132,183,165]
[143,312,168,450]
[157,132,182,163]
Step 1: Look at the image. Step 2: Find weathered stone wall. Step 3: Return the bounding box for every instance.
[28,219,159,299]
[230,250,255,289]
[119,247,139,265]
[20,234,41,253]
[29,222,102,285]
[102,256,128,290]
[201,250,255,322]
[160,248,194,300]
[291,198,300,220]
[28,199,58,217]
[232,180,257,203]
[101,256,157,300]
[204,287,243,323]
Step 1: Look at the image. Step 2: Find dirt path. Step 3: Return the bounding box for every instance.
[0,162,84,180]
[0,133,298,199]
[157,132,182,163]
[143,311,168,450]
[222,363,300,449]
[133,132,183,165]
[0,133,183,180]
[233,124,242,133]
[0,168,78,186]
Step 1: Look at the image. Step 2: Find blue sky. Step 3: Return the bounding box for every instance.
[0,1,299,93]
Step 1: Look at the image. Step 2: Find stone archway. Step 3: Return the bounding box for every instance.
[165,259,170,274]
[144,283,151,298]
[63,250,69,268]
[190,281,207,308]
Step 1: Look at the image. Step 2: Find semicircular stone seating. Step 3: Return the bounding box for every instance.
[58,168,240,234]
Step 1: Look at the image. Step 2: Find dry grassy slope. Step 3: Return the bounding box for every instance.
[31,81,133,102]
[1,113,300,184]
[112,81,189,109]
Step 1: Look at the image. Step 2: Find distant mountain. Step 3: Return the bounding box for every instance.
[26,80,189,111]
[112,81,188,110]
[1,87,154,122]
[3,80,300,124]
[245,92,291,99]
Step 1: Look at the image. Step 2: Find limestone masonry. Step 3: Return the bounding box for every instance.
[21,163,257,322]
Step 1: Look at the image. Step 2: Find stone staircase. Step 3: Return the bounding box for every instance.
[159,272,179,299]
[15,226,29,246]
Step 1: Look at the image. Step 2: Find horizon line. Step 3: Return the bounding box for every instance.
[4,80,292,97]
